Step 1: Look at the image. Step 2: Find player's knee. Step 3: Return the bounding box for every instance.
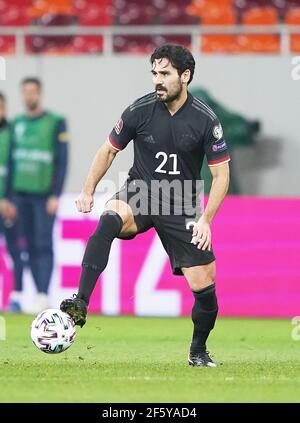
[104,200,133,229]
[190,272,216,291]
[93,210,123,237]
[184,262,216,291]
[189,278,215,292]
[82,210,123,270]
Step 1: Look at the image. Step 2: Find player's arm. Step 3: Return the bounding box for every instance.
[204,162,230,223]
[192,162,230,250]
[47,118,69,215]
[1,127,18,221]
[75,139,119,213]
[76,106,137,213]
[192,118,230,250]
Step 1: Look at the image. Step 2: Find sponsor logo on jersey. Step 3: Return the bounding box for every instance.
[114,118,123,135]
[213,124,223,141]
[13,149,53,163]
[212,140,227,152]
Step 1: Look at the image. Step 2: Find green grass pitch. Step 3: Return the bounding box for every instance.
[0,314,299,403]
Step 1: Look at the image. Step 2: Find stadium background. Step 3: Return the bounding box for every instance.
[0,0,300,317]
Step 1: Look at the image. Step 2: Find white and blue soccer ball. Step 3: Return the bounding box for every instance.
[31,309,76,354]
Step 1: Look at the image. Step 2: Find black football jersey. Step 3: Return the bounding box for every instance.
[109,91,230,207]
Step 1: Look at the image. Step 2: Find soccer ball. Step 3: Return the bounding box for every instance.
[31,308,76,354]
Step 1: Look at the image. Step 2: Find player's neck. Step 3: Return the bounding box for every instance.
[165,91,188,116]
[26,107,43,118]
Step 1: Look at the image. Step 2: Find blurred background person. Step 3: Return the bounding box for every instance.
[3,78,69,313]
[0,92,24,312]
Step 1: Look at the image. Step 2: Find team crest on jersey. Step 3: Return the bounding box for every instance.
[114,118,123,135]
[213,124,223,141]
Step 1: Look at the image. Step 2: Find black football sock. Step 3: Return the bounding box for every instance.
[77,210,123,305]
[190,282,218,353]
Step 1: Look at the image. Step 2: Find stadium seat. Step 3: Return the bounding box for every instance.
[200,7,238,54]
[200,6,237,24]
[113,0,195,26]
[0,36,16,55]
[27,35,103,55]
[199,3,281,54]
[26,35,73,54]
[236,34,280,52]
[74,0,113,26]
[285,7,300,24]
[113,34,191,54]
[114,0,155,25]
[285,7,300,52]
[242,6,279,24]
[33,13,78,26]
[275,1,300,23]
[235,0,299,22]
[201,35,239,53]
[26,13,76,54]
[188,0,234,19]
[290,35,300,52]
[284,0,300,8]
[0,0,31,25]
[113,35,153,53]
[28,0,72,18]
[239,7,280,53]
[234,1,275,13]
[113,1,155,25]
[158,2,198,25]
[37,46,74,55]
[72,35,103,53]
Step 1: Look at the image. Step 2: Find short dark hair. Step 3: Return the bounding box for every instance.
[0,92,5,102]
[21,77,42,89]
[150,44,195,84]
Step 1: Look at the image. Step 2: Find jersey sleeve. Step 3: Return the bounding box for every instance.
[203,118,231,166]
[51,118,69,197]
[3,126,13,199]
[108,106,137,151]
[56,118,69,143]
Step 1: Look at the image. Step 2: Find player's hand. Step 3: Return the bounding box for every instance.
[0,199,18,221]
[75,191,94,213]
[46,196,59,215]
[191,215,212,251]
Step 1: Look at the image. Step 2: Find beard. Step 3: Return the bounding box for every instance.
[156,82,183,103]
[26,101,39,111]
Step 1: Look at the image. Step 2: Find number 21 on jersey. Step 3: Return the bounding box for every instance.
[154,152,180,175]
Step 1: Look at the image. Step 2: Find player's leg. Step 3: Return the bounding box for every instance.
[181,262,218,367]
[4,219,24,312]
[33,195,56,311]
[60,199,139,326]
[153,214,218,367]
[18,195,40,291]
[77,198,138,302]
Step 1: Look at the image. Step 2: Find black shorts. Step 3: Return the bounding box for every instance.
[105,177,215,276]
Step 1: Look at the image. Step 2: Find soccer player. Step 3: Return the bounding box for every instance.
[3,78,69,313]
[0,92,24,311]
[61,45,230,367]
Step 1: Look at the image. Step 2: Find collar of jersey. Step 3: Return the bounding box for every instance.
[160,91,192,118]
[25,110,47,121]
